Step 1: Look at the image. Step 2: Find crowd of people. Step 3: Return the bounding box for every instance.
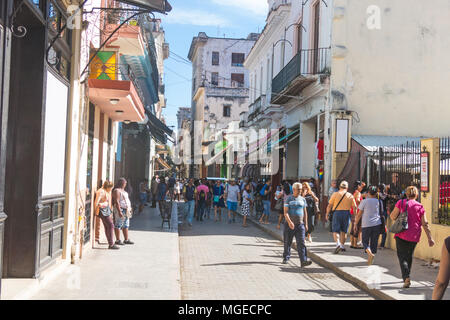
[99,173,448,298]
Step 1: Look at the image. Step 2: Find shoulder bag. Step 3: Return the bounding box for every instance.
[389,199,409,234]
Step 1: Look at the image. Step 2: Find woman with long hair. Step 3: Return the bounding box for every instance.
[94,181,120,249]
[302,182,319,243]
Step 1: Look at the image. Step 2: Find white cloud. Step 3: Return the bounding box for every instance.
[164,8,231,27]
[211,0,268,17]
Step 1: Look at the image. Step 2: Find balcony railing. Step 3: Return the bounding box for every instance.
[247,95,266,122]
[272,47,331,95]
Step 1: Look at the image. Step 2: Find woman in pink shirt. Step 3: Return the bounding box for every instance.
[390,186,435,288]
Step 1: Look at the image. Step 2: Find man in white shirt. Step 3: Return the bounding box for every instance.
[225,180,241,224]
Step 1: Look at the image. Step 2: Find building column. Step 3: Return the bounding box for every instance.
[0,0,12,297]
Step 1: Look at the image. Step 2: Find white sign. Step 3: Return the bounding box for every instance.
[335,119,349,153]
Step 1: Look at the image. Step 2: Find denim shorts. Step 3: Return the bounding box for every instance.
[227,201,238,212]
[332,210,351,233]
[114,208,130,229]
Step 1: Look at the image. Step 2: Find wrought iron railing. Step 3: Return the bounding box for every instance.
[272,47,331,94]
[247,95,265,122]
[90,61,147,107]
[439,137,450,225]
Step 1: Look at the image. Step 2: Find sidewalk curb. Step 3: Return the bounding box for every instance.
[238,212,394,300]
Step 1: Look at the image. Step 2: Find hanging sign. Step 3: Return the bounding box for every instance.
[420,152,429,192]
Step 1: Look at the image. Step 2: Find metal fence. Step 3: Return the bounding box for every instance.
[439,137,450,225]
[366,141,422,196]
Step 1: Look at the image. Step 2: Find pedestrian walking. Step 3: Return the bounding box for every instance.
[326,181,357,254]
[275,184,285,229]
[196,179,209,221]
[432,236,450,300]
[241,183,252,227]
[212,180,225,222]
[183,179,196,227]
[350,181,365,249]
[377,184,389,249]
[302,182,319,243]
[94,181,120,249]
[390,186,435,288]
[156,176,169,218]
[138,178,149,214]
[150,176,158,208]
[112,178,134,245]
[225,180,241,223]
[259,179,272,225]
[354,186,383,265]
[282,182,312,268]
[174,180,181,201]
[168,175,176,199]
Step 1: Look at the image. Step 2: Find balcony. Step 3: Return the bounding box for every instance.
[271,47,331,104]
[88,62,146,122]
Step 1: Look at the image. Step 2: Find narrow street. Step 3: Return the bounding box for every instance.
[178,215,373,300]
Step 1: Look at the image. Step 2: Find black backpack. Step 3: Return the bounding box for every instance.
[199,190,206,202]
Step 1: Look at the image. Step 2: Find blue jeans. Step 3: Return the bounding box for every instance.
[185,200,195,224]
[283,223,308,263]
[263,200,271,216]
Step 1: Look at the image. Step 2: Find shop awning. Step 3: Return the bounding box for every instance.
[237,128,281,161]
[147,109,173,136]
[156,157,171,170]
[352,135,424,152]
[116,0,172,13]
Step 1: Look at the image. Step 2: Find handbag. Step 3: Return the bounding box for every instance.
[274,197,283,211]
[99,206,112,217]
[389,199,409,234]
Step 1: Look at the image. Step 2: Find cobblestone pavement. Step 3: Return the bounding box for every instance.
[179,215,374,300]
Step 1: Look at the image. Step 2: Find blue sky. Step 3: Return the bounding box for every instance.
[154,0,268,129]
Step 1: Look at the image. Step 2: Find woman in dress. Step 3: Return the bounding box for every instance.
[241,183,252,227]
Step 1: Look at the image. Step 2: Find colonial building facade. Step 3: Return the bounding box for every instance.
[187,32,258,179]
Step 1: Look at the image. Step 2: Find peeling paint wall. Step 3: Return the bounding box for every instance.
[331,0,450,136]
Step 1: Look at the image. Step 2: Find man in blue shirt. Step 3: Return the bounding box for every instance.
[282,182,312,268]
